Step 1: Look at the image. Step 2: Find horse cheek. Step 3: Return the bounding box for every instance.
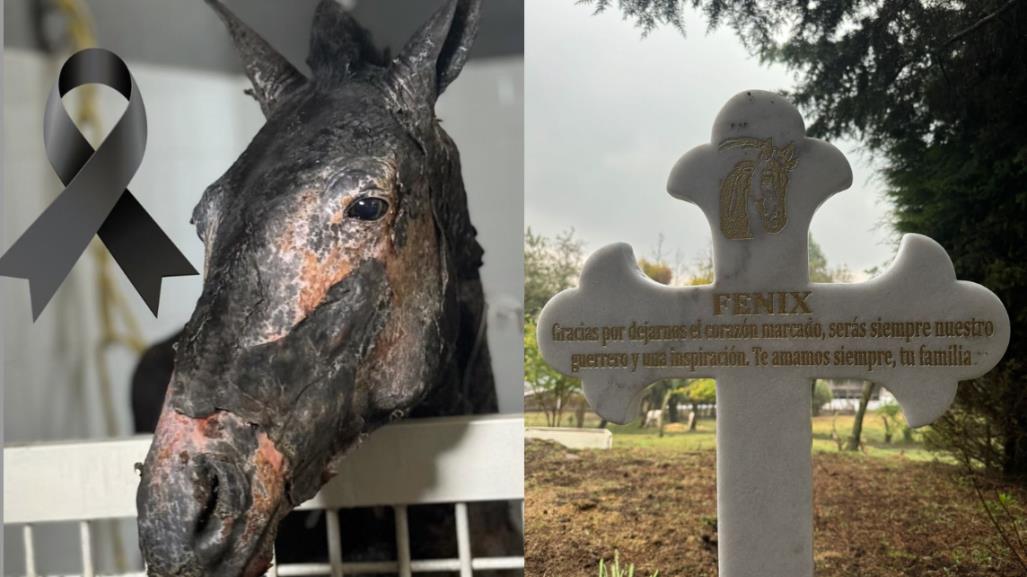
[364,211,442,410]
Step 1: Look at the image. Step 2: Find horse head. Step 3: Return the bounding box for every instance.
[718,137,797,239]
[136,1,492,575]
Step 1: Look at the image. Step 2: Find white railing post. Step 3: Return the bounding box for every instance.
[325,509,344,577]
[79,521,95,577]
[455,502,472,577]
[394,505,412,577]
[23,525,37,577]
[4,416,524,577]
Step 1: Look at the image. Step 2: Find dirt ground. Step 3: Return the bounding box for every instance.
[525,440,1027,577]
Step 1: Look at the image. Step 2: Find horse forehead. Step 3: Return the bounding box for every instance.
[257,122,405,175]
[293,84,407,145]
[221,126,407,216]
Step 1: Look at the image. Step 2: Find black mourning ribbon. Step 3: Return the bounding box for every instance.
[0,48,198,320]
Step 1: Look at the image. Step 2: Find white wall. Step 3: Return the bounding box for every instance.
[437,57,525,415]
[2,49,522,575]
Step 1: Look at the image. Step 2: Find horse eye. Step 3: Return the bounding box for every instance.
[346,197,389,221]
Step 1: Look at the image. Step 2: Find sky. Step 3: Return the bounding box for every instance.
[525,0,899,281]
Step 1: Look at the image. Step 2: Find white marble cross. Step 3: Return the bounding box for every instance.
[536,90,1011,577]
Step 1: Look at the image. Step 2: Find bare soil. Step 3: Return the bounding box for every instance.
[525,440,1027,577]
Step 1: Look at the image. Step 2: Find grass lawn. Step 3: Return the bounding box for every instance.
[525,439,1027,577]
[525,410,940,461]
[525,410,1027,575]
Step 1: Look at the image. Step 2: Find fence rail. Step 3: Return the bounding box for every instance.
[4,415,525,577]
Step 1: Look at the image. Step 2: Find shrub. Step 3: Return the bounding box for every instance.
[598,551,659,577]
[812,380,833,416]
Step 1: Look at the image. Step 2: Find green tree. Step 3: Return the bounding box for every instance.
[524,227,584,321]
[683,378,717,431]
[637,379,669,427]
[846,382,876,451]
[688,247,714,286]
[878,402,904,444]
[583,0,1027,475]
[524,229,585,426]
[808,235,851,284]
[635,256,677,427]
[525,319,580,426]
[525,227,583,422]
[811,380,833,417]
[808,234,830,283]
[691,236,848,284]
[805,238,854,429]
[809,234,850,283]
[639,258,673,285]
[639,379,679,435]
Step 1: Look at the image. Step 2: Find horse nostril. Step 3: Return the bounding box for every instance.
[191,461,239,567]
[195,471,220,535]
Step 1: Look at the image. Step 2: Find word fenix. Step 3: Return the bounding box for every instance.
[714,290,812,316]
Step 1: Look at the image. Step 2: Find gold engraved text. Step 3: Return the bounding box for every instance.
[713,291,812,316]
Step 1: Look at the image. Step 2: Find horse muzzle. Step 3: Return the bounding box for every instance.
[137,405,287,577]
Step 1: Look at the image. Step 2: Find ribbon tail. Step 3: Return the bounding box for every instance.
[0,189,113,321]
[0,236,83,321]
[98,192,198,315]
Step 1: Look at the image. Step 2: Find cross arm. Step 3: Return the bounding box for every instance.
[536,235,1010,427]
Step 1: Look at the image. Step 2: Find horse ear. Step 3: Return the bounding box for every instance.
[308,0,386,83]
[388,0,482,106]
[206,0,307,117]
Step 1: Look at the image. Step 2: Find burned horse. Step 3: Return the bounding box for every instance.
[135,1,509,575]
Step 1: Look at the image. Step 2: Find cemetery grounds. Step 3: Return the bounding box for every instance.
[524,411,1027,577]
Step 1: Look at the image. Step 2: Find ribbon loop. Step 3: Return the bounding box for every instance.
[0,48,197,320]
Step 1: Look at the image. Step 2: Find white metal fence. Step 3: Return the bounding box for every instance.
[4,415,524,577]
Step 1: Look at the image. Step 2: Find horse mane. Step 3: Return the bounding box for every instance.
[307,1,390,83]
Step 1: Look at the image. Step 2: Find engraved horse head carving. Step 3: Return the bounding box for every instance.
[718,137,798,240]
